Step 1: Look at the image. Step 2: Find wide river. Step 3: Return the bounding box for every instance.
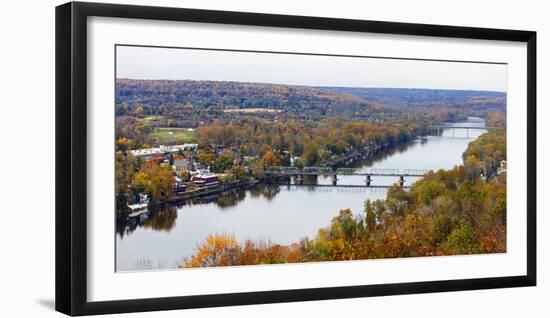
[116,117,487,271]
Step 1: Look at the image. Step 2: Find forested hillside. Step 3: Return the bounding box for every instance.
[116,79,372,120]
[318,87,506,112]
[115,79,507,150]
[116,80,506,124]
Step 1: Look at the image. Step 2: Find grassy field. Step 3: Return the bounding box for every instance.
[150,127,195,144]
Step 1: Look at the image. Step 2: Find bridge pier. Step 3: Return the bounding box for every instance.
[399,175,405,187]
[296,174,304,185]
[332,174,338,186]
[365,175,372,187]
[285,177,292,186]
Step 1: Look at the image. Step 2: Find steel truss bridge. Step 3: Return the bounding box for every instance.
[265,166,429,177]
[264,166,431,187]
[428,125,494,138]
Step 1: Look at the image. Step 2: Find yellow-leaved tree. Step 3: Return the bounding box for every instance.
[184,234,240,267]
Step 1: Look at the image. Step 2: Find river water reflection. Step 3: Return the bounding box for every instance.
[116,118,487,271]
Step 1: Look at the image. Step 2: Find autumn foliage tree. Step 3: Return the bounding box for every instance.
[133,160,175,202]
[260,150,281,167]
[115,152,138,210]
[196,148,216,167]
[185,234,241,267]
[210,150,234,173]
[183,234,305,267]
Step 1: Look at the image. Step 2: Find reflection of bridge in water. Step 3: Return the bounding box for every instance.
[269,183,410,189]
[265,166,431,187]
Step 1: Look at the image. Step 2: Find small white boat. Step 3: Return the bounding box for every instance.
[127,202,148,211]
[127,194,149,211]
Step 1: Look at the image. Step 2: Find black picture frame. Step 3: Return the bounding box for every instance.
[55,1,537,316]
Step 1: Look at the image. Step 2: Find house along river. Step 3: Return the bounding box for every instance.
[116,117,487,271]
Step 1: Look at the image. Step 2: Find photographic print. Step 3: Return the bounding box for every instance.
[114,45,507,272]
[56,3,535,314]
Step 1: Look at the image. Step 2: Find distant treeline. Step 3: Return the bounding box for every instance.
[318,87,506,113]
[115,79,505,126]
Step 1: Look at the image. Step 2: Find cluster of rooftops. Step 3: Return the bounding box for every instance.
[128,143,198,159]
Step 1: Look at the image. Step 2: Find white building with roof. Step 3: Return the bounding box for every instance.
[129,143,198,159]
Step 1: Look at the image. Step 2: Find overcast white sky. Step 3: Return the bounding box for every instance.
[116,45,507,92]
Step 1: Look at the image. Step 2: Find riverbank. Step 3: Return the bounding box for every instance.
[330,139,412,168]
[327,125,443,168]
[166,179,260,203]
